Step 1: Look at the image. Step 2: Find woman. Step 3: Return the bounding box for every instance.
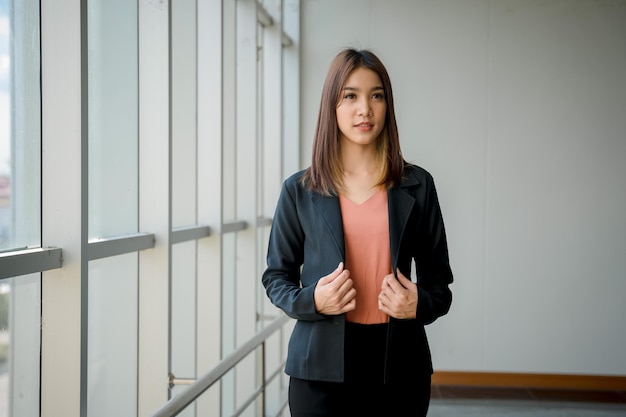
[262,48,453,417]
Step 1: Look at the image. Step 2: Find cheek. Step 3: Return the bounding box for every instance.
[336,108,351,127]
[377,104,387,118]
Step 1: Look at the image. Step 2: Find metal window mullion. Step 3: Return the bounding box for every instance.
[79,2,90,415]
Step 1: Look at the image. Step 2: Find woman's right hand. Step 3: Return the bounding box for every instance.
[314,262,356,315]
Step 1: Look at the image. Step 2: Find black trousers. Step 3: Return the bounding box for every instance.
[288,323,431,417]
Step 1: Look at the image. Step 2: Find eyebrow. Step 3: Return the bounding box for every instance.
[342,86,385,92]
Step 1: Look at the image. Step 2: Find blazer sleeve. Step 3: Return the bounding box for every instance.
[415,173,453,325]
[262,179,327,321]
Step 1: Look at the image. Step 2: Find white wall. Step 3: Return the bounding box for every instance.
[300,0,626,376]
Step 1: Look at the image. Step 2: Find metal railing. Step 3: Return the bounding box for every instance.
[88,232,156,260]
[0,247,63,280]
[0,218,258,279]
[151,314,291,417]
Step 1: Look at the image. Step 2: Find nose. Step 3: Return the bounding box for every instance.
[358,98,372,116]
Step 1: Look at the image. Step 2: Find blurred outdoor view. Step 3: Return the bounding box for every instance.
[0,0,11,415]
[0,1,9,246]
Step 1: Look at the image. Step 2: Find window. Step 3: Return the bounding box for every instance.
[0,1,42,416]
[87,1,139,416]
[0,0,41,252]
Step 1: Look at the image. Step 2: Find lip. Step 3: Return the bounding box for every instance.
[354,122,374,131]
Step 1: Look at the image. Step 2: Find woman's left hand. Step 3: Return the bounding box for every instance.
[378,270,418,319]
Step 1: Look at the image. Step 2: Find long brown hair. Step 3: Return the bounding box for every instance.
[302,48,405,196]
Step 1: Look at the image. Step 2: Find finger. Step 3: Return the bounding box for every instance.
[379,280,393,300]
[382,273,395,283]
[380,274,392,291]
[330,270,351,292]
[381,283,404,308]
[378,290,391,306]
[329,278,354,309]
[379,292,400,317]
[337,276,354,296]
[378,296,391,315]
[333,287,355,312]
[397,269,411,282]
[384,275,404,294]
[398,271,417,291]
[342,287,356,304]
[343,298,356,312]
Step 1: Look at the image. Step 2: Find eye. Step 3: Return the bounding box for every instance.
[372,93,385,100]
[344,93,356,100]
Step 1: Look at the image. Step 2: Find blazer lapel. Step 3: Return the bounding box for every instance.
[308,168,420,269]
[311,193,345,258]
[388,172,420,274]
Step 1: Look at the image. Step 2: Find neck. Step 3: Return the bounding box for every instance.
[340,142,379,175]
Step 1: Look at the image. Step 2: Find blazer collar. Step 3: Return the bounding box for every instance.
[309,168,421,270]
[397,167,421,188]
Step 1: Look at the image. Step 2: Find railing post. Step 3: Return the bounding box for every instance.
[258,341,266,416]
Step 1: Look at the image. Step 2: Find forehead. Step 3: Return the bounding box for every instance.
[343,67,383,88]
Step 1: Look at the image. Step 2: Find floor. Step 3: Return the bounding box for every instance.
[428,386,626,417]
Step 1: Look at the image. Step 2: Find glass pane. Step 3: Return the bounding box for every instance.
[0,0,41,251]
[88,254,138,417]
[171,241,196,384]
[87,1,139,415]
[88,0,138,238]
[171,241,196,417]
[221,232,236,415]
[222,0,236,223]
[171,0,197,228]
[5,274,41,417]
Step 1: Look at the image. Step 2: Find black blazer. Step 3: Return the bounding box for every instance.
[262,164,453,383]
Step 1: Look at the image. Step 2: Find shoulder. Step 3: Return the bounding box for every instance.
[400,163,435,187]
[281,169,310,198]
[283,168,308,188]
[279,168,317,204]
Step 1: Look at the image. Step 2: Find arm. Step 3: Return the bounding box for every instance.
[379,172,452,323]
[414,174,453,325]
[261,180,332,321]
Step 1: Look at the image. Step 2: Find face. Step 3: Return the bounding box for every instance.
[336,67,387,150]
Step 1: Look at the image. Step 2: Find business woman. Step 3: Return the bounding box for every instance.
[262,49,453,417]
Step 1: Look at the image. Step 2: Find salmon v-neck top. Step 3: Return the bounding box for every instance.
[339,188,392,324]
